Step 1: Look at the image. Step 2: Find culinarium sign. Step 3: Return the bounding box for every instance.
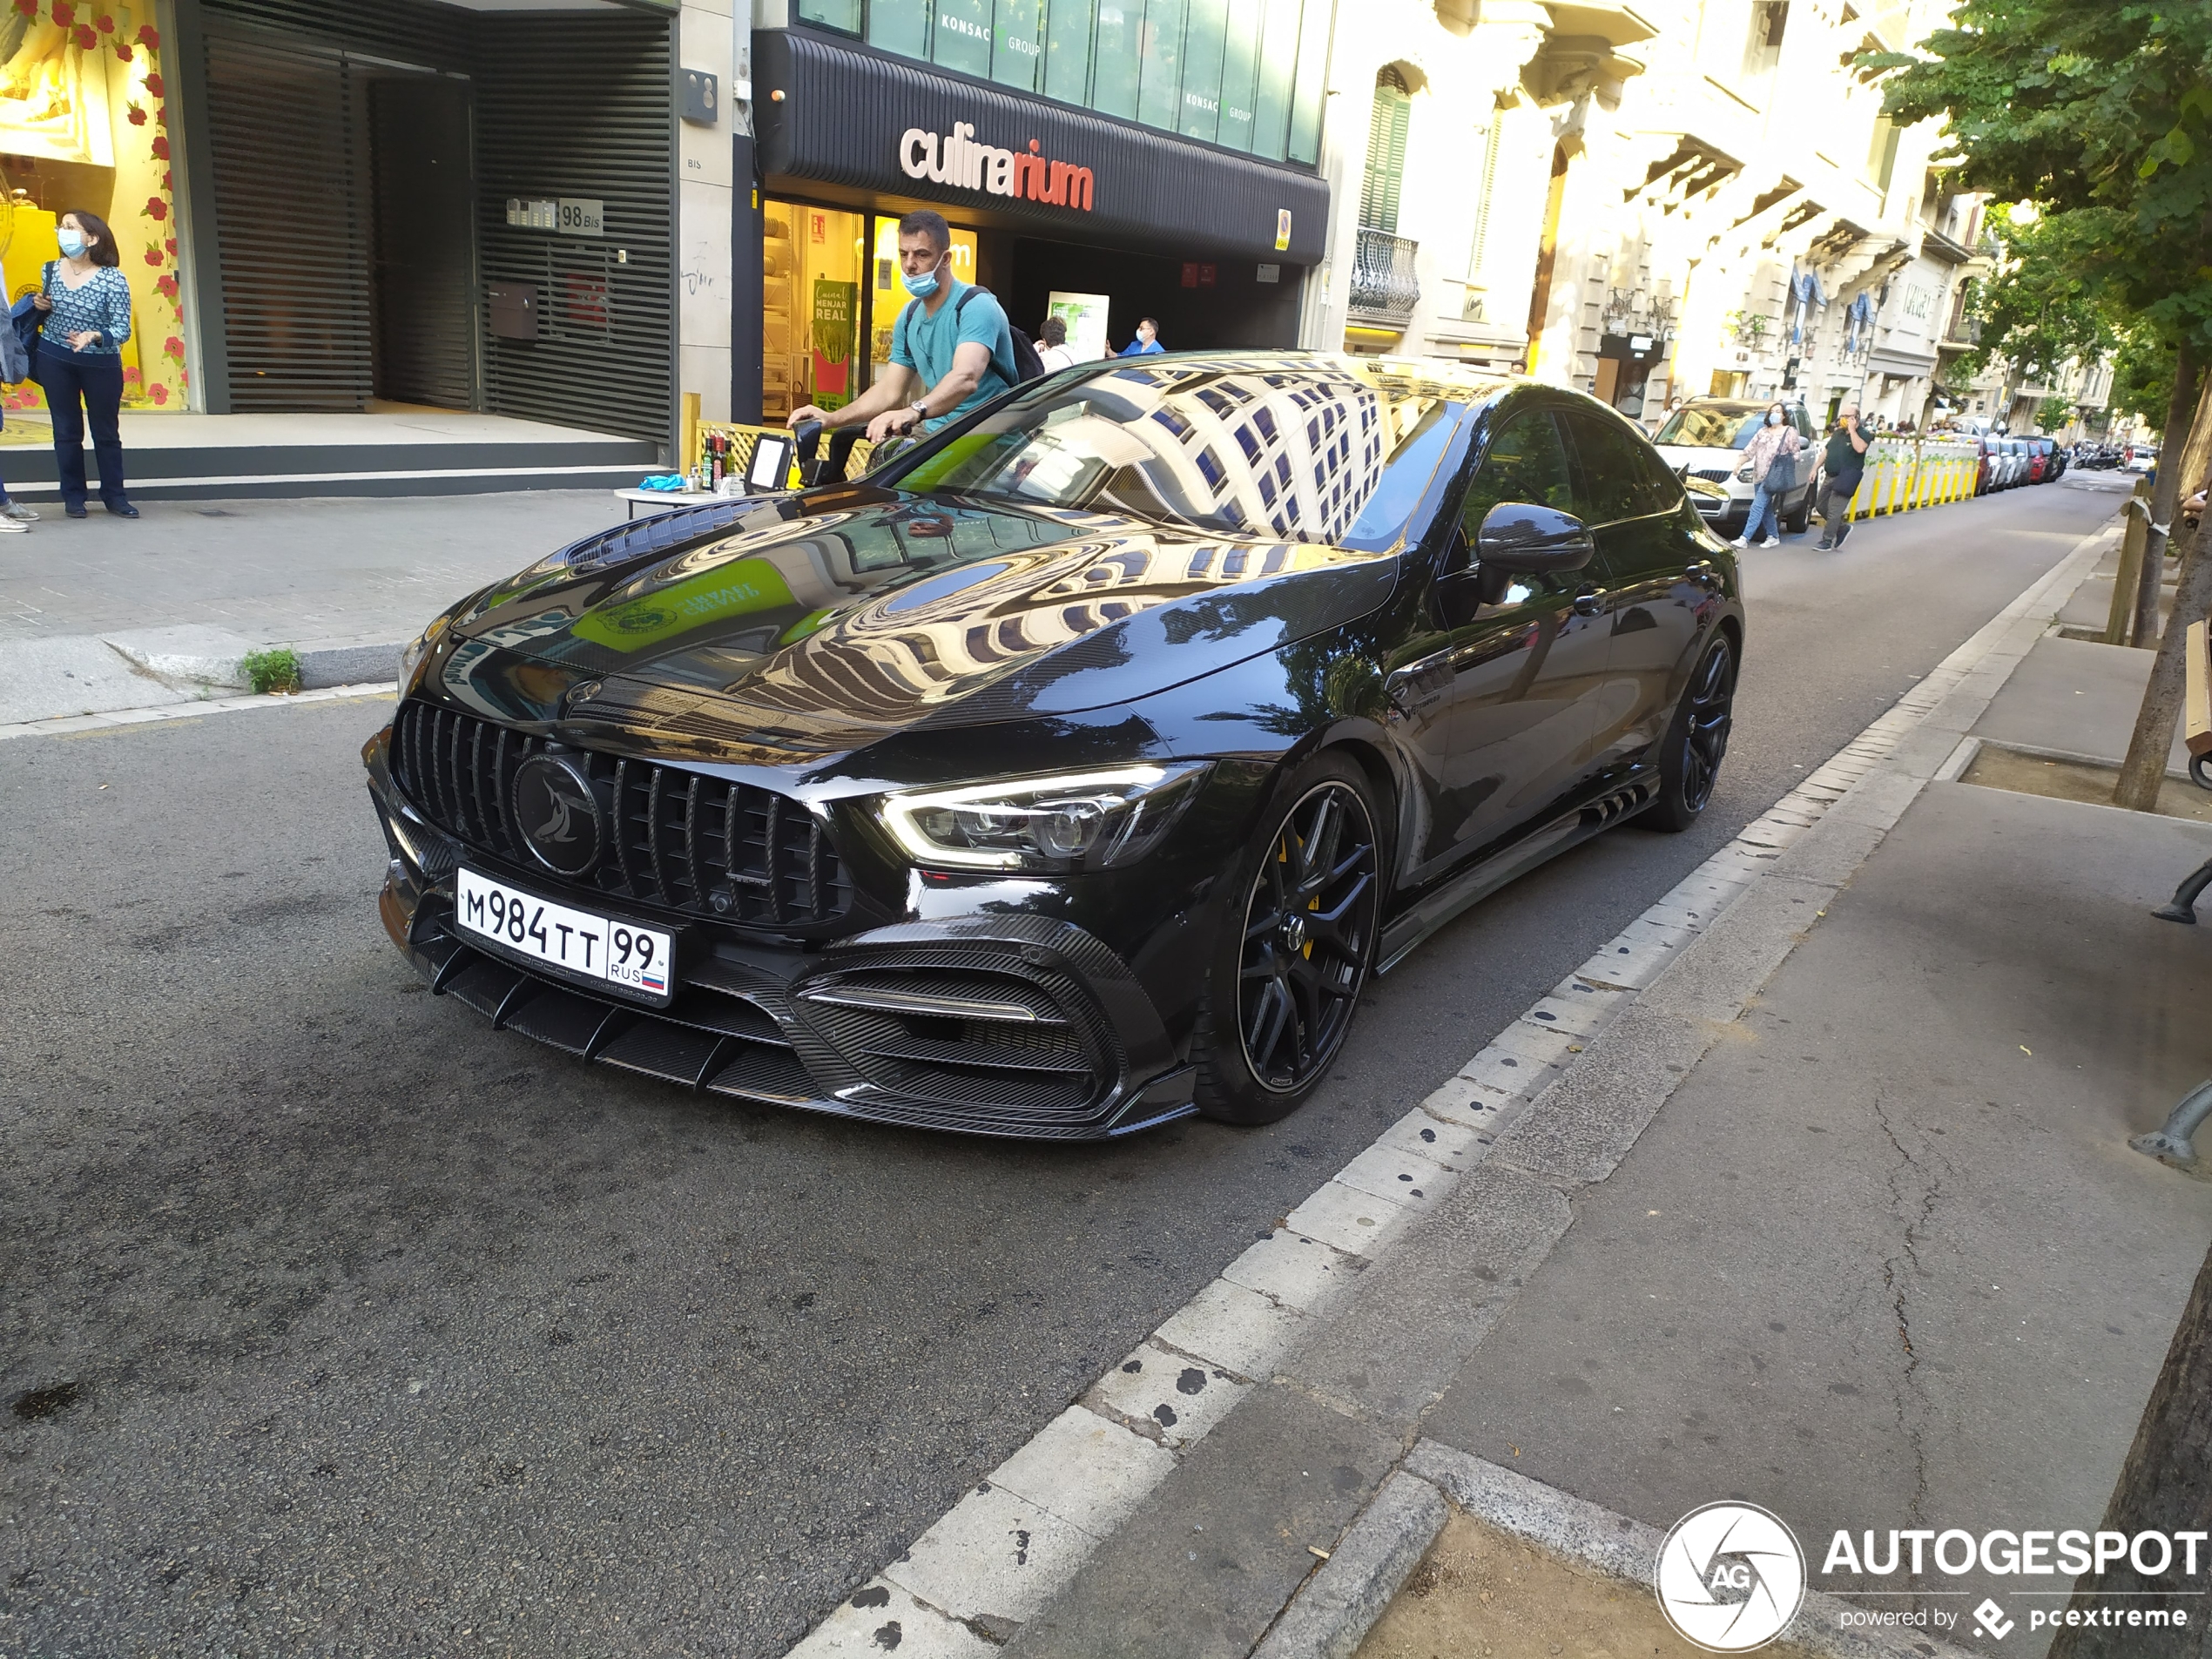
[899,121,1095,212]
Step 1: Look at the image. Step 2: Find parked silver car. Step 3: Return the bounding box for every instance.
[1652,398,1824,536]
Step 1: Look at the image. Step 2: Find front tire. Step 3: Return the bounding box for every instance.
[1638,633,1736,833]
[1191,753,1382,1125]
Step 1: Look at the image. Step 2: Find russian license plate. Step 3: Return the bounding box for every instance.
[455,867,673,1000]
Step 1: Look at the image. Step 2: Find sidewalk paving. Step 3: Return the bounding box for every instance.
[0,490,624,724]
[989,514,2212,1659]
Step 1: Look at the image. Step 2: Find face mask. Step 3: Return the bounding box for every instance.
[57,231,85,259]
[901,256,943,299]
[1768,411,1783,425]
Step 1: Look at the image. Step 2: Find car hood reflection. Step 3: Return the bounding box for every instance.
[435,492,1400,762]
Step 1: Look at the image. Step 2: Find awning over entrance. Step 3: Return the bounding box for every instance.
[753,30,1329,267]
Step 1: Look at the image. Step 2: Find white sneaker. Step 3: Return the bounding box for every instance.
[1730,535,1749,548]
[0,513,27,533]
[2,502,37,521]
[1762,535,1780,547]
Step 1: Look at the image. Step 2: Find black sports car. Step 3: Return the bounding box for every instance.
[365,354,1743,1139]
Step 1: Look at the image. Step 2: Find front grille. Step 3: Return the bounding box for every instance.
[391,699,851,927]
[1691,468,1734,482]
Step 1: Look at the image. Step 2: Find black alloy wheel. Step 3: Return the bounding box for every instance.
[1641,633,1737,833]
[1194,755,1381,1123]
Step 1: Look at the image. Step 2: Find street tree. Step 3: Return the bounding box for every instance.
[2046,1240,2212,1657]
[1875,0,2212,809]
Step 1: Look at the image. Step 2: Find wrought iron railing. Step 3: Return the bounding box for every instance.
[1349,227,1420,327]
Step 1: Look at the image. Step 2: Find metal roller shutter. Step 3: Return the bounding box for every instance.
[204,32,371,411]
[473,17,674,447]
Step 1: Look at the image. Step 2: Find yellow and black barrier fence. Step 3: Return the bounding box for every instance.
[1845,437,1984,519]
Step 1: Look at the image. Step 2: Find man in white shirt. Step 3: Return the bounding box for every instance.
[1036,315,1078,373]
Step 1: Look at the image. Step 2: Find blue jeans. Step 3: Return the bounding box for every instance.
[39,349,127,508]
[1744,478,1784,540]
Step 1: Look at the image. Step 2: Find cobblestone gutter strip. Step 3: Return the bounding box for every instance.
[781,519,2121,1659]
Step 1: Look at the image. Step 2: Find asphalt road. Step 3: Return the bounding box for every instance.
[0,474,2129,1656]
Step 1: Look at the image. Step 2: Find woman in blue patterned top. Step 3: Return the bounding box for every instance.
[32,210,138,518]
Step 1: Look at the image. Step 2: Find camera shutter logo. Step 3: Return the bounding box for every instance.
[1655,1502,1806,1651]
[512,752,604,877]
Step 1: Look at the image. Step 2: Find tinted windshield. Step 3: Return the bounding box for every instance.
[877,357,1478,551]
[1653,407,1761,450]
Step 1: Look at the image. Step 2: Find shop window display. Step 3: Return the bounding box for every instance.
[761,204,867,425]
[0,1,183,419]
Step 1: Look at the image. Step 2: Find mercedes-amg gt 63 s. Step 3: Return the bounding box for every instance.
[366,354,1743,1139]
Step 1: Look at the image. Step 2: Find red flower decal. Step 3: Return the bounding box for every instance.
[150,382,169,405]
[12,0,37,18]
[163,334,184,360]
[154,105,165,125]
[51,0,74,26]
[153,273,177,299]
[144,196,167,221]
[164,238,176,254]
[71,24,95,49]
[95,11,114,30]
[123,366,142,384]
[134,21,156,46]
[125,102,145,125]
[149,134,167,159]
[144,71,163,96]
[113,40,131,61]
[161,171,171,191]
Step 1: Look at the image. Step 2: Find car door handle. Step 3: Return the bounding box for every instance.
[1572,590,1603,617]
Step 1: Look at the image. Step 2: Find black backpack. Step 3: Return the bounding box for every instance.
[901,286,1048,387]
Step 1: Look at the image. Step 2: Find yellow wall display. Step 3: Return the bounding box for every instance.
[0,2,185,416]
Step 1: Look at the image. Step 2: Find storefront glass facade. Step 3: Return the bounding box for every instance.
[0,1,185,421]
[792,0,1330,164]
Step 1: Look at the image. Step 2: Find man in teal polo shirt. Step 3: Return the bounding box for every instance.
[788,210,1016,443]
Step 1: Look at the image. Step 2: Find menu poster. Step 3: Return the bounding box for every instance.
[1047,290,1111,360]
[811,278,858,410]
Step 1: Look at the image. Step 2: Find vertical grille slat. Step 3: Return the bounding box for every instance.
[681,774,705,904]
[389,700,847,927]
[490,727,514,854]
[644,766,669,903]
[610,757,640,895]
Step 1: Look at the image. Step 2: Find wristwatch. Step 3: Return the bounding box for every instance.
[908,400,929,422]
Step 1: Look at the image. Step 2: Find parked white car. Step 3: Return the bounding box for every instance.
[1652,398,1825,536]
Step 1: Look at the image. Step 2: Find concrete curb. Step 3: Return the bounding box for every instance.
[1248,1473,1448,1659]
[1403,1443,1977,1659]
[299,641,405,691]
[0,680,397,741]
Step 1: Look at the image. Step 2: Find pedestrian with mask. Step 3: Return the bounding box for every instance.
[787,210,1016,443]
[1814,403,1871,550]
[1118,318,1163,356]
[1036,315,1077,373]
[32,210,138,519]
[1732,401,1804,549]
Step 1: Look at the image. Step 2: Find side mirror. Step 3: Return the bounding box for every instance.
[1475,502,1596,574]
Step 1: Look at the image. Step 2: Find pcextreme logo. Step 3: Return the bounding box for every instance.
[898,119,1096,212]
[1656,1503,1806,1651]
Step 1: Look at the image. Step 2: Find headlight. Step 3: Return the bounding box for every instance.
[398,612,451,688]
[1734,465,1755,482]
[877,763,1212,873]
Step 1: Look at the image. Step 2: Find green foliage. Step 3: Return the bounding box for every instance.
[240,647,303,696]
[2110,327,2181,427]
[1870,0,2212,351]
[1954,206,2120,383]
[2036,395,2074,428]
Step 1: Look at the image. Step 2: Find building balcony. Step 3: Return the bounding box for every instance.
[1939,316,1982,348]
[1349,228,1421,330]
